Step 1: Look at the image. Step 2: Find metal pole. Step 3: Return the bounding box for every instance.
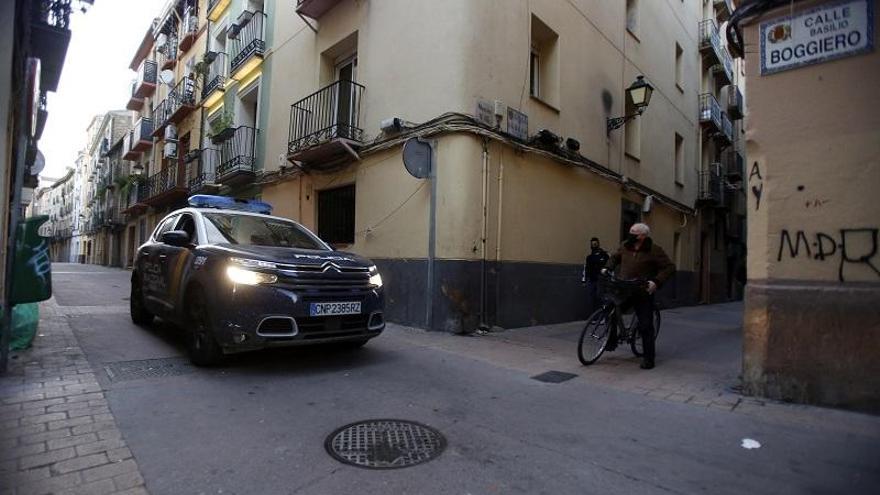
[424,138,436,331]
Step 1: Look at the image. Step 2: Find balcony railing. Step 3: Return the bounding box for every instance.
[127,80,144,111]
[166,76,199,124]
[714,0,733,22]
[711,46,734,86]
[131,117,153,152]
[296,0,344,19]
[229,11,266,79]
[699,164,725,207]
[188,148,221,193]
[157,32,178,71]
[727,84,743,120]
[287,79,365,165]
[699,19,734,85]
[152,99,169,137]
[179,7,199,53]
[723,147,744,183]
[133,59,157,98]
[217,126,258,185]
[699,93,732,144]
[145,166,188,205]
[202,52,228,104]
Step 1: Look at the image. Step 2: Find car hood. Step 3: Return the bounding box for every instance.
[206,244,374,268]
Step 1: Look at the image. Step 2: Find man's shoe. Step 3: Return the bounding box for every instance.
[640,359,654,370]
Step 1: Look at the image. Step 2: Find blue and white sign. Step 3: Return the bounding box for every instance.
[760,0,874,75]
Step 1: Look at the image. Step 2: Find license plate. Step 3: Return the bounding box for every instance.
[310,301,361,317]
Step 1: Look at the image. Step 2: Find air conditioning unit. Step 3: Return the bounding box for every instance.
[163,141,178,159]
[164,124,178,142]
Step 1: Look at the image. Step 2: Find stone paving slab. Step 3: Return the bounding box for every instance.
[0,299,149,495]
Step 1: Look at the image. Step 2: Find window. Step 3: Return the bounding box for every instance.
[203,213,327,249]
[318,184,356,245]
[529,15,559,107]
[174,214,197,244]
[675,133,685,186]
[620,199,642,243]
[675,42,684,90]
[153,215,179,240]
[624,96,640,159]
[626,0,639,36]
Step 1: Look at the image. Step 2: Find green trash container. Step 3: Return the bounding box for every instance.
[10,215,52,304]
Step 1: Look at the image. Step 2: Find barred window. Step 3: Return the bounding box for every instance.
[318,184,356,246]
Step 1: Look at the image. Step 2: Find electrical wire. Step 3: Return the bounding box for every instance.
[354,182,426,237]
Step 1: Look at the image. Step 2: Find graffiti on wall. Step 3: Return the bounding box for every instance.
[749,162,763,210]
[777,228,880,282]
[27,239,52,284]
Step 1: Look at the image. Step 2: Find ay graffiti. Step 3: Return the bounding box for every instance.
[777,228,880,282]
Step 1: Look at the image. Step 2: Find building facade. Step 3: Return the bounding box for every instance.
[736,0,879,411]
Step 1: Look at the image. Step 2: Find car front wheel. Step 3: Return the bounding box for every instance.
[186,288,224,367]
[130,276,154,326]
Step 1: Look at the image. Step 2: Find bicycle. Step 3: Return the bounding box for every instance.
[577,271,661,365]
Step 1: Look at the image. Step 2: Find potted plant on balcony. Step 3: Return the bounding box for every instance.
[208,111,235,144]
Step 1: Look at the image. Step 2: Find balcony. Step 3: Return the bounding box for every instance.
[229,11,266,81]
[179,7,199,53]
[201,52,228,108]
[188,148,221,194]
[723,147,744,183]
[714,0,733,22]
[296,0,344,19]
[123,179,149,215]
[133,59,157,98]
[207,0,230,22]
[152,99,169,137]
[699,18,734,86]
[132,117,154,153]
[699,93,733,145]
[157,33,178,71]
[144,166,189,206]
[166,76,199,124]
[726,84,743,120]
[127,81,144,111]
[29,0,73,93]
[710,46,734,86]
[217,126,258,187]
[698,164,726,208]
[287,79,365,168]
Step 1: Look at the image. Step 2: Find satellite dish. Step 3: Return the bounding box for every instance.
[159,69,174,86]
[402,138,433,179]
[32,150,45,176]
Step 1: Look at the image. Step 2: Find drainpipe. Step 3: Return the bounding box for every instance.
[479,139,490,332]
[494,150,505,323]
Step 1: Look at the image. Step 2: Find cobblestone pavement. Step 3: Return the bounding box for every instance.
[0,298,149,495]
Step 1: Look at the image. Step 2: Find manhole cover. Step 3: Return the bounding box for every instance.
[325,419,446,469]
[531,370,578,383]
[103,357,194,382]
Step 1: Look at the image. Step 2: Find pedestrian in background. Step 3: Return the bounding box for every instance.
[582,237,609,316]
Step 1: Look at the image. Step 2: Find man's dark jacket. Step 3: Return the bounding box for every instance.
[608,238,675,286]
[583,248,610,283]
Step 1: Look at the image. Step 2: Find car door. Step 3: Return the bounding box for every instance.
[160,213,198,313]
[141,215,178,313]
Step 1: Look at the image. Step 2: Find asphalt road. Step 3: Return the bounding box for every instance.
[52,263,880,495]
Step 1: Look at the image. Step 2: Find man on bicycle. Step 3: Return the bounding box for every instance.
[606,223,675,369]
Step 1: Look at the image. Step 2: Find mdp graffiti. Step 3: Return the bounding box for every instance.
[777,228,880,282]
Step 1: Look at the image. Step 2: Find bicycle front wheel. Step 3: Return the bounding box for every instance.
[631,308,661,357]
[578,308,613,365]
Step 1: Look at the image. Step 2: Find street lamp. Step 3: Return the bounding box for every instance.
[607,75,654,135]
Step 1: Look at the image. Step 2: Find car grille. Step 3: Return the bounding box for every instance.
[257,317,296,336]
[275,262,372,293]
[295,315,370,339]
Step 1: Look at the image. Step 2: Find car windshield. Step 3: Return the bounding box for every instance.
[202,213,328,250]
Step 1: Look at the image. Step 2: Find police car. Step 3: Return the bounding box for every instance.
[130,195,385,365]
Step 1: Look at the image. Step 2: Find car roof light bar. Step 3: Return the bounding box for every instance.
[188,195,273,215]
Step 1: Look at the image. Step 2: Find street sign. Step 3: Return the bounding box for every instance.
[403,138,433,179]
[475,99,496,127]
[507,107,529,141]
[760,0,874,75]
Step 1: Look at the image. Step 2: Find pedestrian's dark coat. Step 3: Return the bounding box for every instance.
[583,248,610,283]
[608,238,675,286]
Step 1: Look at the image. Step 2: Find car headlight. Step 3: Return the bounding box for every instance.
[226,266,277,285]
[369,266,383,288]
[229,257,277,270]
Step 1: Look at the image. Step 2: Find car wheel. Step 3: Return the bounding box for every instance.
[186,288,224,367]
[130,276,154,326]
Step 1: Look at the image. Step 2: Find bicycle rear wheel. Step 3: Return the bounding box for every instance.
[631,308,661,357]
[578,308,613,365]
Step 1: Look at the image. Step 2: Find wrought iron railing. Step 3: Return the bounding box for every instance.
[288,79,366,156]
[133,116,154,143]
[699,164,725,205]
[699,93,722,130]
[152,99,169,131]
[229,11,266,74]
[202,52,228,100]
[721,112,733,144]
[136,59,157,92]
[147,166,186,198]
[188,148,221,189]
[727,85,743,120]
[157,32,178,70]
[181,7,198,40]
[700,19,734,83]
[218,126,258,178]
[165,75,199,122]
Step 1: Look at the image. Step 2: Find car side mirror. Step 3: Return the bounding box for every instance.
[161,230,191,247]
